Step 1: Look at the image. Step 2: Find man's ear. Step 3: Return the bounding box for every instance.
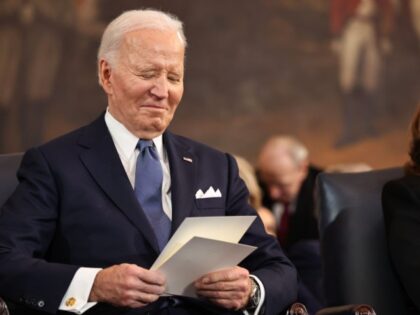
[99,59,113,94]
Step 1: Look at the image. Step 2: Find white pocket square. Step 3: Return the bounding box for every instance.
[195,186,222,199]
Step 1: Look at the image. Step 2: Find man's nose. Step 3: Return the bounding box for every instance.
[150,76,169,99]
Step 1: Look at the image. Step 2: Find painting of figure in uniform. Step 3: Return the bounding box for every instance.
[330,0,394,147]
[0,0,103,152]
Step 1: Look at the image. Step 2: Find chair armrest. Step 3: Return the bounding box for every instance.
[0,297,10,315]
[315,304,376,315]
[286,302,309,315]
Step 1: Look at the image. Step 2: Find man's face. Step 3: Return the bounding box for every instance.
[99,28,185,139]
[259,155,307,204]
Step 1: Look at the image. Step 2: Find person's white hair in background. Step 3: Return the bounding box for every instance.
[257,135,309,206]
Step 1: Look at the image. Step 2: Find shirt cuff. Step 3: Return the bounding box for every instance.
[59,267,102,314]
[244,275,266,315]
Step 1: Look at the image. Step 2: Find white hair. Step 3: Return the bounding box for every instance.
[97,9,186,69]
[284,136,309,164]
[259,135,309,167]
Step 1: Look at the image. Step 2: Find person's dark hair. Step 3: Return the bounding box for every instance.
[407,105,420,175]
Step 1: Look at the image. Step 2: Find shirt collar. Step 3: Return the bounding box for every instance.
[104,109,164,160]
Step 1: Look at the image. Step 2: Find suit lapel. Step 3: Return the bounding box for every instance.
[78,115,160,254]
[164,132,196,233]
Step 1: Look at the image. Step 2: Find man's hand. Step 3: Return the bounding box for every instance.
[194,266,252,310]
[89,263,166,308]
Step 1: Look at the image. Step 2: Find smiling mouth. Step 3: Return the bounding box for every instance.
[141,104,166,110]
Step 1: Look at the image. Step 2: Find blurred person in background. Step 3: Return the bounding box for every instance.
[257,136,321,248]
[382,104,420,315]
[235,155,276,237]
[257,136,324,314]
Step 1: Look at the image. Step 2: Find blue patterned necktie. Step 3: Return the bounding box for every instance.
[135,139,171,251]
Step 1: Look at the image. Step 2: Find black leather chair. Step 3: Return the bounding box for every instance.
[0,152,307,315]
[315,168,408,315]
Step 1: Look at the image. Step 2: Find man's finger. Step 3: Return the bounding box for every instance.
[195,279,248,292]
[136,280,166,295]
[198,267,248,284]
[135,267,166,286]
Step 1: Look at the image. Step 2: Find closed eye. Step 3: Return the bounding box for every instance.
[138,71,156,79]
[168,74,182,83]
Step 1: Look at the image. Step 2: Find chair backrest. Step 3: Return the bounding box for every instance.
[0,153,23,207]
[316,167,407,315]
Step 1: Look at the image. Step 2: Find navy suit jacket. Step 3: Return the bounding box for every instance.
[0,114,297,315]
[260,166,321,249]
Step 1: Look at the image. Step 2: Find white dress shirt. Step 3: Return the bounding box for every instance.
[103,109,172,219]
[59,110,172,313]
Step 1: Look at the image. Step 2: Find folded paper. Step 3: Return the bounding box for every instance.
[159,237,256,297]
[150,216,257,297]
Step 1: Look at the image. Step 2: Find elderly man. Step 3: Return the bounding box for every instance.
[257,136,323,313]
[257,136,320,248]
[0,9,297,315]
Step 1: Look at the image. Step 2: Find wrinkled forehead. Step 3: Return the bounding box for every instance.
[114,29,186,72]
[121,28,185,53]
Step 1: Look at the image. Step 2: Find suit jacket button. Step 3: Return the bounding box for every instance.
[37,300,45,308]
